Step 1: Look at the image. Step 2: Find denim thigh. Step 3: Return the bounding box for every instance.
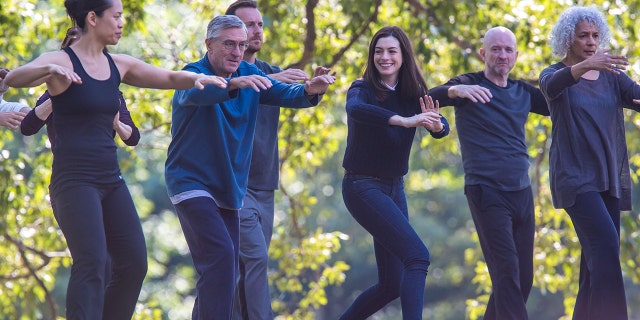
[342,174,430,264]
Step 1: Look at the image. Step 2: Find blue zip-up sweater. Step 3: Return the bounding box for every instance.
[165,55,317,209]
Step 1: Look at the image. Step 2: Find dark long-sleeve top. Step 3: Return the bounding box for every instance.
[165,56,318,210]
[539,62,640,210]
[429,71,548,191]
[21,90,140,148]
[342,79,449,178]
[247,59,284,191]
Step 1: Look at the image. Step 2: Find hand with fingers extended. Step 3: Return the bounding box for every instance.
[194,74,227,90]
[229,75,273,92]
[419,95,443,131]
[312,66,336,78]
[269,69,309,84]
[449,84,493,104]
[586,49,629,74]
[0,110,28,130]
[48,64,83,84]
[304,71,336,95]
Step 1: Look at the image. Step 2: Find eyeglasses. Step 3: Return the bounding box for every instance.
[218,40,250,52]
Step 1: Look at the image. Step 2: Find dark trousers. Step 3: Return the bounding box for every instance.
[465,184,534,320]
[52,181,147,320]
[234,189,275,320]
[339,174,430,320]
[174,197,240,320]
[565,191,627,320]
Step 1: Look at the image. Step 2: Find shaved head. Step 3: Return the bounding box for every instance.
[483,26,516,50]
[479,26,518,86]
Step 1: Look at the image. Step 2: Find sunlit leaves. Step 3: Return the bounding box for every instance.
[270,229,348,318]
[0,132,66,319]
[3,0,640,319]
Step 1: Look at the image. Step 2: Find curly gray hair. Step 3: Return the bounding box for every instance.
[549,6,610,58]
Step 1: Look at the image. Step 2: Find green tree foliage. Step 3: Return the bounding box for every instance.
[1,0,640,319]
[0,132,64,320]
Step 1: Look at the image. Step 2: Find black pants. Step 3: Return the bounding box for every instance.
[465,184,534,320]
[565,191,627,320]
[52,181,147,319]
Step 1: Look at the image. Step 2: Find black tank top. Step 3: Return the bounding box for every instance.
[49,47,122,194]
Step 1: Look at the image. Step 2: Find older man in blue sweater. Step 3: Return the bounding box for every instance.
[165,15,335,320]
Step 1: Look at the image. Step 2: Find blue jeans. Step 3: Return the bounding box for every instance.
[175,197,240,320]
[465,184,534,320]
[52,181,147,320]
[339,173,430,320]
[233,188,275,320]
[565,191,627,320]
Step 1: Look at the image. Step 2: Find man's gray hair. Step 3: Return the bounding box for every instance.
[206,15,247,40]
[549,6,610,58]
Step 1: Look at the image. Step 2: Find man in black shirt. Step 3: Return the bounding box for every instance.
[429,26,548,320]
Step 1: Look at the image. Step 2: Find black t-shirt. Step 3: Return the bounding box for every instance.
[429,72,548,191]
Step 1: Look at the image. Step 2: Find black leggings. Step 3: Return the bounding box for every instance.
[52,181,147,319]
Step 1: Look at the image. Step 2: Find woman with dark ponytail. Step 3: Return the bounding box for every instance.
[5,0,226,318]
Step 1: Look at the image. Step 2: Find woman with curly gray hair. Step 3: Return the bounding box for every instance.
[538,5,640,320]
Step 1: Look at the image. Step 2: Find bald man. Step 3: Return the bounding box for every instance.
[429,27,548,319]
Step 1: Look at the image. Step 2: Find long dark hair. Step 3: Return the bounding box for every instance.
[64,0,113,29]
[362,26,428,102]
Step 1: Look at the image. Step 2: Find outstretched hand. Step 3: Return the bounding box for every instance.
[450,85,492,103]
[228,75,273,92]
[312,66,336,77]
[419,95,443,131]
[270,66,336,86]
[48,64,82,84]
[195,75,227,90]
[0,111,28,130]
[304,70,336,95]
[586,49,629,75]
[269,69,309,84]
[388,95,441,128]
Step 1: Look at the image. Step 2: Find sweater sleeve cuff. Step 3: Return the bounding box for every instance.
[429,116,450,139]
